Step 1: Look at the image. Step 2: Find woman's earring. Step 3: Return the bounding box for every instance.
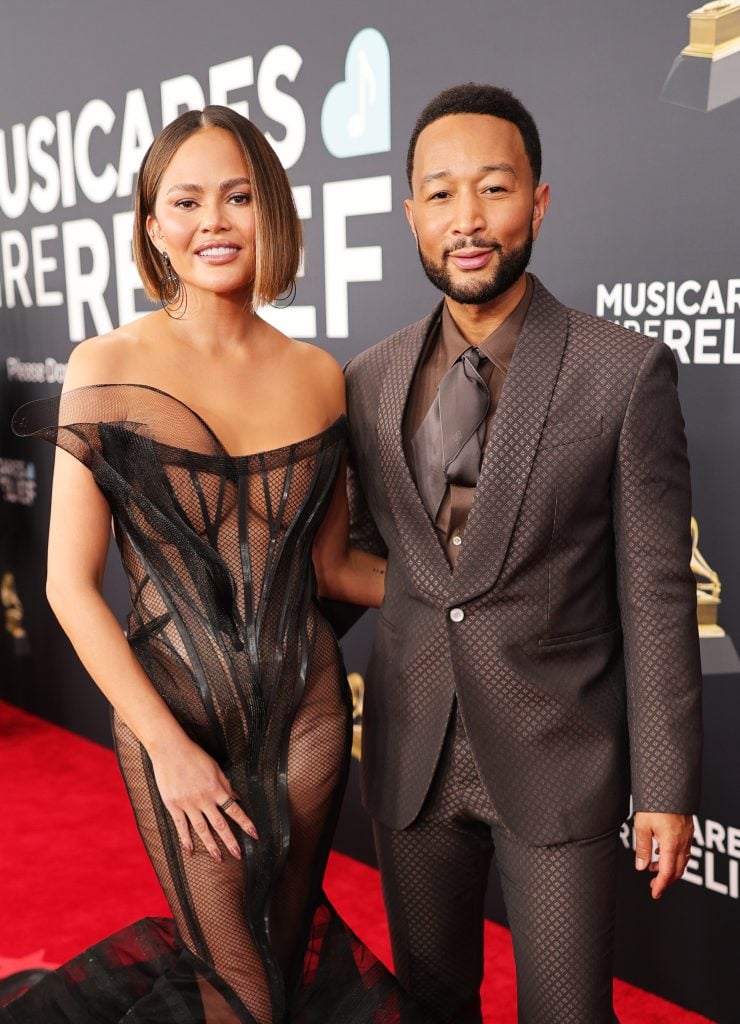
[159,250,183,312]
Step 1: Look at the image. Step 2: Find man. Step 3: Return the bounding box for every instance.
[344,84,702,1024]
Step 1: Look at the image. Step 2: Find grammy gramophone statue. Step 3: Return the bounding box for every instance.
[691,517,726,638]
[1,571,31,655]
[661,1,740,110]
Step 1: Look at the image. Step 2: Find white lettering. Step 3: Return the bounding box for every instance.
[596,282,622,317]
[0,123,30,219]
[74,99,117,204]
[160,75,206,126]
[259,185,316,338]
[257,45,305,170]
[1,230,33,308]
[699,279,725,315]
[323,175,392,339]
[676,280,701,316]
[28,115,61,214]
[31,225,63,307]
[623,282,646,317]
[727,279,740,315]
[209,57,254,117]
[694,320,722,364]
[662,320,691,364]
[723,320,740,364]
[56,110,77,208]
[112,210,148,325]
[645,280,667,317]
[116,89,154,199]
[62,218,113,340]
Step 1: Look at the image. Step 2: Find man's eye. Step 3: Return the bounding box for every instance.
[485,186,506,194]
[430,191,450,200]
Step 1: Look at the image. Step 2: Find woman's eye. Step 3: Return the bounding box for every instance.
[229,192,252,205]
[174,199,197,209]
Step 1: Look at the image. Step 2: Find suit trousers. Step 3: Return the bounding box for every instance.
[373,705,621,1024]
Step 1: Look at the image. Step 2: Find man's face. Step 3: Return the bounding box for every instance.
[405,113,549,305]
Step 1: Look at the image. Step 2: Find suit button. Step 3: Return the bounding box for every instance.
[452,534,462,546]
[449,607,464,623]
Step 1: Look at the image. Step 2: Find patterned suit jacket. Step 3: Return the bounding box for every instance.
[345,275,702,844]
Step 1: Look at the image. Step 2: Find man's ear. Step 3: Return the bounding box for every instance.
[531,183,550,240]
[404,198,418,242]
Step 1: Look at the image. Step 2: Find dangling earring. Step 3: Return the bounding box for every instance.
[269,279,297,309]
[159,250,184,312]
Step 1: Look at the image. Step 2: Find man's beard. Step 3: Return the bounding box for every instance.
[418,226,533,305]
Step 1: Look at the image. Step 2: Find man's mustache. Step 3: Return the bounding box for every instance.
[443,239,503,258]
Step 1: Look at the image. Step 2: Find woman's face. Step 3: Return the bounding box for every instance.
[147,126,256,300]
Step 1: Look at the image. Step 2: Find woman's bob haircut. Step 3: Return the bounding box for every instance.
[133,105,302,307]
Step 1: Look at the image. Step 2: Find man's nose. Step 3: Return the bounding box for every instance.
[451,192,486,236]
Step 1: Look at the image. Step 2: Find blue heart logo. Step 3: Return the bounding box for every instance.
[321,28,391,158]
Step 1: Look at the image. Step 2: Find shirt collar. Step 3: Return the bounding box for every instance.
[439,273,534,375]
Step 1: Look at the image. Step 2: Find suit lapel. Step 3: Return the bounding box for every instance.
[451,277,569,603]
[376,304,453,598]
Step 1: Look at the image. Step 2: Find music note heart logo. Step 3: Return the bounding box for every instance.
[321,27,391,158]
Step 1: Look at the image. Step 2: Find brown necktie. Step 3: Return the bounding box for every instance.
[411,347,490,521]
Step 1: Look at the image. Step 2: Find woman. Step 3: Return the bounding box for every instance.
[6,106,417,1024]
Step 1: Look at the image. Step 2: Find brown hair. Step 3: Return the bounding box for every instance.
[133,105,301,307]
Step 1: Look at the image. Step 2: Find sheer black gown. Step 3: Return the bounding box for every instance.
[5,384,418,1024]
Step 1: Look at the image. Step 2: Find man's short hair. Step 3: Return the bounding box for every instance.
[406,83,542,188]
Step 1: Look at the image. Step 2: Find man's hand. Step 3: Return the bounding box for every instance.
[634,811,694,900]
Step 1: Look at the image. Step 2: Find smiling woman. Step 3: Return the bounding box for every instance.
[5,105,413,1024]
[134,106,301,312]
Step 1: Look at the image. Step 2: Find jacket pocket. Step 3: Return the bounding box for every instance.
[539,415,603,450]
[538,621,621,647]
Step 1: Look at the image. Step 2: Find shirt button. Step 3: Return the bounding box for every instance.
[449,607,465,623]
[452,534,462,546]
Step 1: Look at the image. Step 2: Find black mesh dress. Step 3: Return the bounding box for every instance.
[6,384,419,1024]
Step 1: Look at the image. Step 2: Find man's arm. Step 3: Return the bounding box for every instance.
[612,340,702,899]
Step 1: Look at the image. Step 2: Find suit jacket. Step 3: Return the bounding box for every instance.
[345,276,702,845]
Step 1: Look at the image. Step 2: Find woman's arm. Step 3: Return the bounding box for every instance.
[45,342,257,860]
[305,345,386,607]
[312,453,387,607]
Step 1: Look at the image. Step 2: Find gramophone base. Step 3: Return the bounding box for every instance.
[661,47,740,110]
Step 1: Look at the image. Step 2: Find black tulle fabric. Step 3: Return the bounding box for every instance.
[5,385,420,1024]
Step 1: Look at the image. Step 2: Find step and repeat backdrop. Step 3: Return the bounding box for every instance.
[1,1,739,1020]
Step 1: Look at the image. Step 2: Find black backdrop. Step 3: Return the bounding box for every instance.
[2,2,739,1020]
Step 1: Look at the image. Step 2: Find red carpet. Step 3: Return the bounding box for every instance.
[0,701,714,1022]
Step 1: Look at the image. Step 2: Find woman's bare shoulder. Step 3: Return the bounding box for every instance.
[290,339,343,380]
[64,313,162,389]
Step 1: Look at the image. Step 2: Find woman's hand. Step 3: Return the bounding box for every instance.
[150,734,258,862]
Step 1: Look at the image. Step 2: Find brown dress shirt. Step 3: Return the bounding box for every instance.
[403,274,533,565]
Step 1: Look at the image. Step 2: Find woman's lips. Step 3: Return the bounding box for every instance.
[448,249,494,271]
[195,245,241,265]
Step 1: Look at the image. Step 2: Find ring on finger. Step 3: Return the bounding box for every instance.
[218,797,237,813]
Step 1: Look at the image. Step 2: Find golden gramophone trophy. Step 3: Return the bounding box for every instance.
[662,2,740,110]
[691,518,725,638]
[1,571,31,655]
[347,671,365,761]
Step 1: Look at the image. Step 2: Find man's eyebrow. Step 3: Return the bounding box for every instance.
[419,163,517,186]
[165,177,251,195]
[479,162,517,176]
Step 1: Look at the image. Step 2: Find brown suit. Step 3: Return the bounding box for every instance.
[345,276,702,1022]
